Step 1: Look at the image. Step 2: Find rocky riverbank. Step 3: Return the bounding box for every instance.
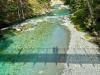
[61,17,100,75]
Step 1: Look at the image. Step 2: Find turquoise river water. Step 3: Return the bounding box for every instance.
[0,4,70,75]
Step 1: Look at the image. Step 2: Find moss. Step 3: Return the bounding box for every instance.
[85,34,92,40]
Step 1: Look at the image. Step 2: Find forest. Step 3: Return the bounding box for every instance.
[0,0,50,28]
[63,0,100,46]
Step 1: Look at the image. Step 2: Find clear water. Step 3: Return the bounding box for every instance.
[0,4,70,75]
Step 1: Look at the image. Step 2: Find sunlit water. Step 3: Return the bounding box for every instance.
[0,4,70,75]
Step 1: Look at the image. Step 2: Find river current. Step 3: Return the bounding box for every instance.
[0,4,70,75]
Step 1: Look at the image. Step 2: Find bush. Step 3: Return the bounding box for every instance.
[74,9,86,19]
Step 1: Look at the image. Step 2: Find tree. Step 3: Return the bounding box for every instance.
[0,0,50,29]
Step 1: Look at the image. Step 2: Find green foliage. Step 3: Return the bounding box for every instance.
[64,0,100,46]
[0,0,50,25]
[95,5,100,20]
[64,0,100,33]
[74,9,86,19]
[71,15,86,32]
[63,0,70,5]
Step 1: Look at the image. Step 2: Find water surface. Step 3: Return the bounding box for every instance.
[0,4,70,75]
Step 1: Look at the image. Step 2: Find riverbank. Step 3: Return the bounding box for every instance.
[61,17,100,75]
[0,5,71,75]
[62,17,99,49]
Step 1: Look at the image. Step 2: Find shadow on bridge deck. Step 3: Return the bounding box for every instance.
[0,54,100,64]
[0,47,100,64]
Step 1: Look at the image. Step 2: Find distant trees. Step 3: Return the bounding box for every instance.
[0,0,50,28]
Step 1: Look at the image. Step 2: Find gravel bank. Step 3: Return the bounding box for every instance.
[61,17,100,75]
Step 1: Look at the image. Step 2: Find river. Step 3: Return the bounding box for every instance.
[0,4,70,75]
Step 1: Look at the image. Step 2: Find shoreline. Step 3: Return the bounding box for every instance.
[61,17,100,75]
[62,17,99,49]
